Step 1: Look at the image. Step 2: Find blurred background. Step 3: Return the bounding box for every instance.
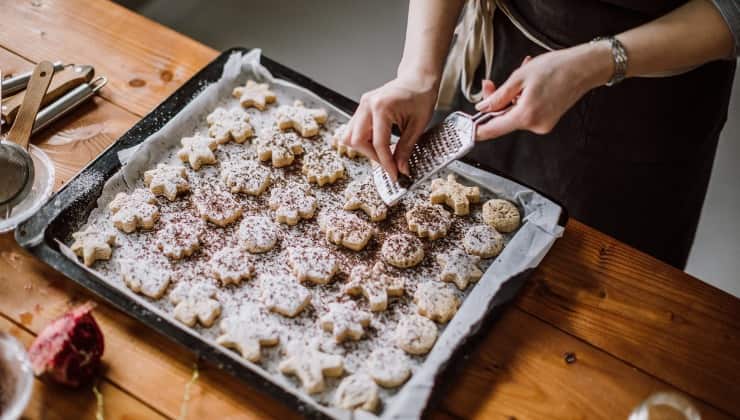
[116,0,740,297]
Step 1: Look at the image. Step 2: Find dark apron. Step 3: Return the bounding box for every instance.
[458,0,736,268]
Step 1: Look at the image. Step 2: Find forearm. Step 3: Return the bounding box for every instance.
[397,0,465,86]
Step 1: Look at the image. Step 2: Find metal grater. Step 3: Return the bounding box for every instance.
[373,108,510,205]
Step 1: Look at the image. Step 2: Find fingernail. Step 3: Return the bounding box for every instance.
[475,102,485,110]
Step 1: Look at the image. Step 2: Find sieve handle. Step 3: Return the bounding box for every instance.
[6,61,54,150]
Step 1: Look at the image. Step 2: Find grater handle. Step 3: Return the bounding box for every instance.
[471,104,513,126]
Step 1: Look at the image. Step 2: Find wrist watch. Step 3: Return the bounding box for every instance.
[591,36,628,86]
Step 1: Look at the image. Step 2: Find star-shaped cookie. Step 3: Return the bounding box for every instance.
[108,188,159,233]
[232,80,277,110]
[191,188,242,227]
[279,341,344,394]
[318,210,375,251]
[275,100,328,137]
[216,307,280,362]
[256,129,304,167]
[119,257,172,299]
[70,227,115,267]
[287,247,339,285]
[209,246,255,286]
[319,301,372,343]
[436,248,482,290]
[260,273,312,317]
[268,184,317,225]
[302,149,345,186]
[155,220,204,259]
[343,262,405,312]
[343,178,388,222]
[177,134,218,170]
[144,164,189,201]
[207,107,254,144]
[430,174,481,216]
[221,159,271,196]
[169,282,221,328]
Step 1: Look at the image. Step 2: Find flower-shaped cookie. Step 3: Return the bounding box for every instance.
[287,246,339,285]
[209,247,255,286]
[207,107,254,144]
[405,203,452,240]
[216,307,280,362]
[380,233,425,268]
[394,314,438,355]
[334,373,379,412]
[119,257,172,299]
[221,159,271,196]
[108,188,159,233]
[191,188,242,227]
[276,100,328,137]
[430,174,481,216]
[319,301,371,343]
[256,129,304,168]
[329,124,361,158]
[302,149,345,186]
[232,80,277,110]
[70,227,115,267]
[413,281,459,324]
[343,178,388,222]
[155,220,204,259]
[260,273,312,317]
[463,225,504,258]
[144,164,189,201]
[482,198,521,233]
[343,262,405,312]
[177,134,218,170]
[279,340,344,394]
[318,210,374,251]
[238,215,280,253]
[169,282,221,328]
[436,248,483,290]
[268,184,317,225]
[366,347,411,388]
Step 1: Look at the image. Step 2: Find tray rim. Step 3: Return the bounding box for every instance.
[16,47,569,419]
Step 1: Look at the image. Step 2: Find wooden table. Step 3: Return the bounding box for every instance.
[1,1,738,418]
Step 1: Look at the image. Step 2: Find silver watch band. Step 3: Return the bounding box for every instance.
[591,36,628,86]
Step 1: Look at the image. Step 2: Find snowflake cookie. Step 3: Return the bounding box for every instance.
[216,306,280,362]
[155,220,204,259]
[482,198,521,233]
[238,215,280,253]
[334,373,379,412]
[366,347,411,388]
[256,129,304,168]
[319,301,371,343]
[343,178,388,222]
[108,188,159,233]
[413,282,459,324]
[206,107,254,144]
[119,257,172,299]
[275,100,328,137]
[436,248,483,290]
[302,149,345,186]
[221,159,272,196]
[70,227,115,267]
[318,211,375,251]
[191,188,242,227]
[260,273,312,317]
[144,164,189,201]
[329,123,361,158]
[232,80,277,110]
[177,135,218,170]
[343,262,405,312]
[405,202,452,240]
[209,247,255,286]
[279,341,344,394]
[463,225,504,258]
[380,234,425,268]
[287,247,339,285]
[268,184,317,225]
[430,174,481,216]
[395,314,438,355]
[169,282,221,328]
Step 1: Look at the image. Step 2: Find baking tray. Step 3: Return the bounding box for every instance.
[16,48,568,419]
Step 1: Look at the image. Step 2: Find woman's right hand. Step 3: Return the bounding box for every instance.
[342,74,438,180]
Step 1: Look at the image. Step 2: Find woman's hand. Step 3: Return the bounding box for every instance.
[475,43,613,140]
[342,74,438,180]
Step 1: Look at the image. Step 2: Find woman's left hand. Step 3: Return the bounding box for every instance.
[474,42,613,140]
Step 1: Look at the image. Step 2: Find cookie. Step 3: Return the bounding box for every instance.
[191,188,242,227]
[395,314,438,355]
[209,247,255,286]
[430,174,480,216]
[463,225,504,258]
[343,178,388,222]
[256,129,304,168]
[119,257,172,299]
[70,227,115,267]
[238,215,280,253]
[108,188,159,233]
[329,123,361,158]
[221,159,271,196]
[207,107,254,144]
[380,234,425,268]
[302,149,345,186]
[177,135,218,170]
[260,274,312,317]
[155,220,204,259]
[268,184,317,225]
[216,307,280,363]
[232,79,277,110]
[144,164,189,201]
[287,247,339,285]
[343,262,405,312]
[482,198,521,233]
[318,210,374,251]
[278,341,344,394]
[365,347,411,388]
[333,373,379,412]
[275,100,328,137]
[413,281,459,323]
[436,248,483,290]
[169,282,221,328]
[405,202,452,240]
[319,301,371,343]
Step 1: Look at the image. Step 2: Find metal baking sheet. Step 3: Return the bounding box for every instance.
[16,48,567,419]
